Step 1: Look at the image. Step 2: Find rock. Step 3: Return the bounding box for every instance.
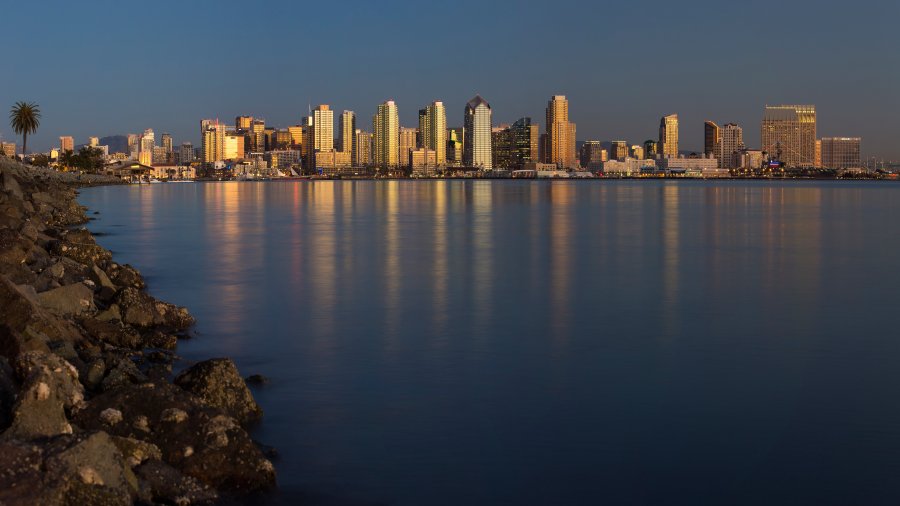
[134,460,218,505]
[0,166,24,199]
[0,439,46,505]
[110,436,162,467]
[0,277,83,356]
[89,263,116,292]
[115,286,194,330]
[84,358,106,390]
[41,432,136,506]
[4,351,84,440]
[174,358,262,425]
[80,317,143,349]
[73,382,276,492]
[100,408,124,426]
[50,228,112,267]
[106,263,145,290]
[0,357,18,430]
[36,282,96,316]
[95,304,122,322]
[101,357,148,391]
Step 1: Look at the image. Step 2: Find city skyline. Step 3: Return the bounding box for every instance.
[2,1,897,159]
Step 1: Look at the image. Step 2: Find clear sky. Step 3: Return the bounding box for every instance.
[3,0,898,159]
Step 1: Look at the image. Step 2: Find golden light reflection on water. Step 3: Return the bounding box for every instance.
[661,183,680,340]
[549,182,574,343]
[431,181,449,342]
[471,181,494,338]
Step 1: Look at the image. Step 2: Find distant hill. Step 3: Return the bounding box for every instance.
[100,135,129,154]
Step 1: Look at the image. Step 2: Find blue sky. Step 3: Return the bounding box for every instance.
[3,0,898,159]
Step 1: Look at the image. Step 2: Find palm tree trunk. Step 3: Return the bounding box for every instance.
[22,132,27,157]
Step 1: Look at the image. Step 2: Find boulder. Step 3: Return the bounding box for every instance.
[101,357,149,392]
[174,358,262,425]
[74,382,276,492]
[134,460,218,505]
[0,276,83,355]
[36,282,96,316]
[105,263,145,290]
[115,286,194,331]
[4,351,84,441]
[80,317,143,349]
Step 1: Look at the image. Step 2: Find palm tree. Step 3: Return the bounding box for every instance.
[9,101,41,157]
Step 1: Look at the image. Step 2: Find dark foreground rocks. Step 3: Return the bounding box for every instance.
[0,159,275,504]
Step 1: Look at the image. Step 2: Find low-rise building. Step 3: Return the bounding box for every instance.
[602,157,655,176]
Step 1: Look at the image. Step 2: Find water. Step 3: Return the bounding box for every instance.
[78,180,900,505]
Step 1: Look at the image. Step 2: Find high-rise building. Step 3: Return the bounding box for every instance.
[224,132,245,160]
[815,139,822,167]
[821,137,861,169]
[88,136,99,148]
[339,111,356,154]
[311,105,334,154]
[354,129,372,167]
[509,117,540,168]
[250,120,266,153]
[161,133,173,155]
[716,123,744,169]
[373,100,399,168]
[139,129,155,166]
[59,136,74,153]
[178,142,194,164]
[704,121,720,156]
[399,127,417,168]
[630,145,644,160]
[447,128,463,165]
[643,140,658,159]
[761,105,816,167]
[579,140,605,170]
[201,120,225,164]
[127,134,139,158]
[463,95,492,169]
[418,101,447,165]
[492,125,513,169]
[610,140,628,161]
[236,116,253,132]
[545,95,577,168]
[659,114,679,158]
[287,125,303,149]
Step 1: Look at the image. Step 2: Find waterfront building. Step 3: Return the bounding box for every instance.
[761,105,817,167]
[59,136,74,153]
[447,128,463,165]
[410,148,438,175]
[314,150,352,173]
[373,100,400,168]
[735,148,764,170]
[603,157,656,176]
[177,142,194,164]
[161,133,173,156]
[266,150,301,171]
[580,140,605,170]
[716,123,744,169]
[610,140,628,161]
[311,105,334,153]
[821,137,861,169]
[417,101,447,165]
[224,132,245,160]
[492,125,512,169]
[511,117,539,166]
[249,120,267,153]
[659,114,679,158]
[545,95,577,168]
[235,116,253,132]
[464,95,492,169]
[630,145,644,160]
[704,121,720,156]
[398,127,417,169]
[201,120,225,164]
[339,110,356,154]
[656,154,725,177]
[643,140,658,159]
[354,129,373,166]
[139,129,155,166]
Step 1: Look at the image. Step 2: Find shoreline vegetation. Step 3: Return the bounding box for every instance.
[0,158,276,505]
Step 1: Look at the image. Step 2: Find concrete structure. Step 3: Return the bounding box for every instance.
[314,150,352,173]
[716,123,744,169]
[704,121,720,156]
[354,129,372,166]
[630,145,644,160]
[373,100,399,168]
[659,114,679,158]
[610,140,628,161]
[602,157,656,176]
[464,95,492,169]
[266,150,301,171]
[178,142,194,164]
[59,136,74,153]
[579,141,605,170]
[656,154,726,177]
[418,101,447,165]
[734,149,764,170]
[235,116,253,131]
[339,110,356,155]
[311,105,334,154]
[545,95,577,168]
[201,120,225,164]
[224,133,245,160]
[761,105,817,167]
[398,127,417,169]
[410,148,438,176]
[821,137,861,170]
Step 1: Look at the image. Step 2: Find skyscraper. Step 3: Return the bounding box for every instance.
[373,100,399,168]
[761,105,816,167]
[545,95,577,168]
[250,120,266,153]
[235,116,253,132]
[464,95,492,169]
[610,140,628,161]
[643,140,658,159]
[139,129,155,166]
[509,117,540,168]
[178,142,194,164]
[716,123,744,169]
[201,120,225,164]
[339,111,356,154]
[704,121,720,156]
[659,114,679,158]
[59,136,74,152]
[311,105,334,153]
[399,127,417,168]
[161,133,173,161]
[354,129,372,167]
[579,140,605,170]
[417,101,447,166]
[821,137,861,169]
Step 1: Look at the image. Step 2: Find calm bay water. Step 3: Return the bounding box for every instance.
[79,180,900,505]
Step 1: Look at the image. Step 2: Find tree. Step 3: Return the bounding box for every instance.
[59,149,76,170]
[9,101,41,157]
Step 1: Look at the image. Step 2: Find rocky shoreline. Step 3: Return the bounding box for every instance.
[0,159,276,505]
